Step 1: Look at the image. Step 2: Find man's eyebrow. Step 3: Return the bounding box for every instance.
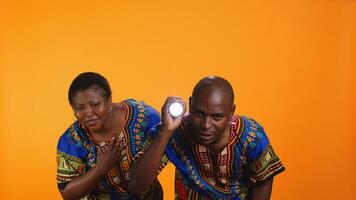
[193,108,225,116]
[192,107,203,112]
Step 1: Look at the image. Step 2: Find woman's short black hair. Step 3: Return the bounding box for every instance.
[68,72,112,104]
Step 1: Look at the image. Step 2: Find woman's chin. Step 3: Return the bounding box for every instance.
[85,124,101,133]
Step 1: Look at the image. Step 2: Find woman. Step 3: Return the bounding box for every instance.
[57,72,164,200]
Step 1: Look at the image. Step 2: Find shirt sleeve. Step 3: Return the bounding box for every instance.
[56,131,87,190]
[143,104,161,132]
[245,118,285,183]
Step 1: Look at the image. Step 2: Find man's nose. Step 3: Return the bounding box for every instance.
[201,116,212,129]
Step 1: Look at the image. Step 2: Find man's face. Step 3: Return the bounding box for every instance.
[189,90,234,147]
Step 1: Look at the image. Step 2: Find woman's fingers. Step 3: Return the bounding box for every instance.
[116,139,127,160]
[96,137,126,165]
[105,137,116,152]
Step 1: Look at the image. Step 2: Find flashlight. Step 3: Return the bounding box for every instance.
[168,102,184,117]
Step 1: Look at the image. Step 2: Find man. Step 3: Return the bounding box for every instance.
[129,76,285,200]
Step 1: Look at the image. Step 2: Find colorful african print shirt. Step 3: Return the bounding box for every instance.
[56,99,163,200]
[149,115,285,200]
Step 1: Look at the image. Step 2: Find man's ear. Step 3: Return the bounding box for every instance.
[231,104,236,117]
[189,97,192,113]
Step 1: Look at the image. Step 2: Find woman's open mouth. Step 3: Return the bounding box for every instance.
[85,119,98,127]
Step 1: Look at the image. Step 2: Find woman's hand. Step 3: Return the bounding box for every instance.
[59,137,126,200]
[96,137,126,174]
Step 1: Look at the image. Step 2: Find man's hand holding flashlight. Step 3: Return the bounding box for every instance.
[160,96,186,135]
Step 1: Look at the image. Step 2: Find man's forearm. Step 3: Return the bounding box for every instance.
[251,178,274,200]
[128,129,171,195]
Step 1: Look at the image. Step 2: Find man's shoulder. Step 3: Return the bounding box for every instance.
[236,115,264,129]
[234,115,271,152]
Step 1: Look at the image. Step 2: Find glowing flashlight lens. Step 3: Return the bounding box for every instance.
[169,102,184,117]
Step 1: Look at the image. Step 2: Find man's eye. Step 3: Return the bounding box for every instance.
[194,111,203,117]
[213,115,223,120]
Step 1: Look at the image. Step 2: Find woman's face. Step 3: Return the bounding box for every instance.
[71,85,112,133]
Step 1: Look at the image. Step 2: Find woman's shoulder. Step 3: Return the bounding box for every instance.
[121,98,139,106]
[120,99,159,118]
[58,121,81,141]
[57,121,89,158]
[121,98,147,109]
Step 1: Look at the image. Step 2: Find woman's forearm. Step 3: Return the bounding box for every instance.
[59,166,107,200]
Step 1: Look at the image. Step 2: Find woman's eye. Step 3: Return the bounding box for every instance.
[76,106,84,111]
[91,103,99,107]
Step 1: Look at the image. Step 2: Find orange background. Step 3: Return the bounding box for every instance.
[1,1,355,199]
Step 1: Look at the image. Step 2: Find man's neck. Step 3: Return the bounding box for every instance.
[209,126,231,151]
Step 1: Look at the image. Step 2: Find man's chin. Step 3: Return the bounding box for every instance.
[195,136,215,146]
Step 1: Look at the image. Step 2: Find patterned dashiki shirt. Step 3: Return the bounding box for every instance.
[56,99,166,200]
[147,115,285,200]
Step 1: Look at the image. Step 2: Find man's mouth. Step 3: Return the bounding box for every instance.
[199,132,214,140]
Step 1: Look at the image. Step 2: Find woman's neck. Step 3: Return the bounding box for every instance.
[91,104,125,142]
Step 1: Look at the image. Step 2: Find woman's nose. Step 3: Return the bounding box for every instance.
[85,106,94,116]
